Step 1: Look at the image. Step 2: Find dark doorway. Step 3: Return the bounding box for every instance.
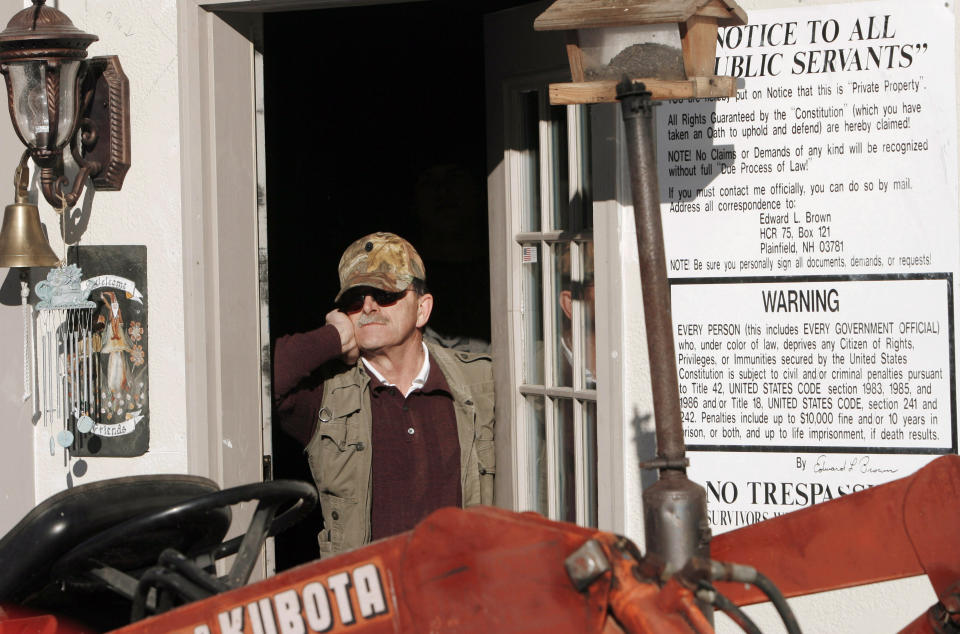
[265,0,527,571]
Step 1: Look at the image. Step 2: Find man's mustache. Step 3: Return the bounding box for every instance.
[358,314,387,326]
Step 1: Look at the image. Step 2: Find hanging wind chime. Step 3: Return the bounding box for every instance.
[35,262,97,453]
[0,152,98,455]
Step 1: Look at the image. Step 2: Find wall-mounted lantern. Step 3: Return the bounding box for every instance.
[0,0,130,220]
[534,0,747,104]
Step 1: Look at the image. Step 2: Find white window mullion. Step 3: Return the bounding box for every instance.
[515,402,530,511]
[567,104,583,233]
[519,385,595,400]
[570,238,587,526]
[539,91,564,520]
[539,92,554,233]
[511,144,530,510]
[508,88,539,513]
[574,399,587,525]
[542,239,556,390]
[544,396,558,520]
[543,236,559,519]
[570,240,583,390]
[540,91,558,393]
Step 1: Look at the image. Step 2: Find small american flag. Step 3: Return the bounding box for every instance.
[521,246,538,264]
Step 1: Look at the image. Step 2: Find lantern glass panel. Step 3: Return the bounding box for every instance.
[7,60,81,149]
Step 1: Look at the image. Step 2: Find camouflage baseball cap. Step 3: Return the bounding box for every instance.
[335,232,426,302]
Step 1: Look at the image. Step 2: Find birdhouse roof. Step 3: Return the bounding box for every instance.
[534,0,747,31]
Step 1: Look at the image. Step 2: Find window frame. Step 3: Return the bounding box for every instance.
[498,73,625,530]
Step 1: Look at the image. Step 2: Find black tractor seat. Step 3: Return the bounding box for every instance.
[0,474,228,604]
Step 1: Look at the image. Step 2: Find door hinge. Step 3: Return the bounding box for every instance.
[262,455,273,481]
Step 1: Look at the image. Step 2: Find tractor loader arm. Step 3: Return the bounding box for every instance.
[712,454,960,633]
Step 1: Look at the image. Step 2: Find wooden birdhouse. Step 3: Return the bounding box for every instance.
[534,0,747,104]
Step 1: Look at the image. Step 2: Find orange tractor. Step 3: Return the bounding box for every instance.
[0,454,957,634]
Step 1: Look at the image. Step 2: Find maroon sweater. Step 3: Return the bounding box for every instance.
[273,325,461,540]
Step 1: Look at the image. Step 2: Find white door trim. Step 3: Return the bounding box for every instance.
[179,3,263,487]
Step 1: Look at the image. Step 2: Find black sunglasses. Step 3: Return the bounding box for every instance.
[338,288,409,313]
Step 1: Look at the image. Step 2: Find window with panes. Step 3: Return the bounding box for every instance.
[512,87,598,527]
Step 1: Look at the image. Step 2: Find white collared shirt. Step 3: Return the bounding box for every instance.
[361,342,430,398]
[560,337,597,389]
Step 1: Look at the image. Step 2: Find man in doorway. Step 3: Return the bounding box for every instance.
[273,232,495,557]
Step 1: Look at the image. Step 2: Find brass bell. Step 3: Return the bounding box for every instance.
[0,200,59,268]
[0,156,59,268]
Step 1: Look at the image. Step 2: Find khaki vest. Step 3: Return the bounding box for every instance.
[305,342,495,557]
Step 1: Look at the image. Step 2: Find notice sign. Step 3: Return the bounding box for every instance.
[674,276,954,451]
[658,1,959,532]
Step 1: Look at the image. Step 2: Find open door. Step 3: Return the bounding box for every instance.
[263,1,516,572]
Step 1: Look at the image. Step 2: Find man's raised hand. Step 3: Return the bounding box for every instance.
[326,309,359,364]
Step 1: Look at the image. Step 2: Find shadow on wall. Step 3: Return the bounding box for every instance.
[632,408,658,492]
[656,89,742,208]
[0,266,47,306]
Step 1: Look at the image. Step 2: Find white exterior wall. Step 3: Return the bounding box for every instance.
[0,0,263,548]
[35,0,187,501]
[0,0,187,518]
[32,0,188,500]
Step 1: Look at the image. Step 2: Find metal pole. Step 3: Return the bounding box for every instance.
[616,80,711,598]
[617,80,686,465]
